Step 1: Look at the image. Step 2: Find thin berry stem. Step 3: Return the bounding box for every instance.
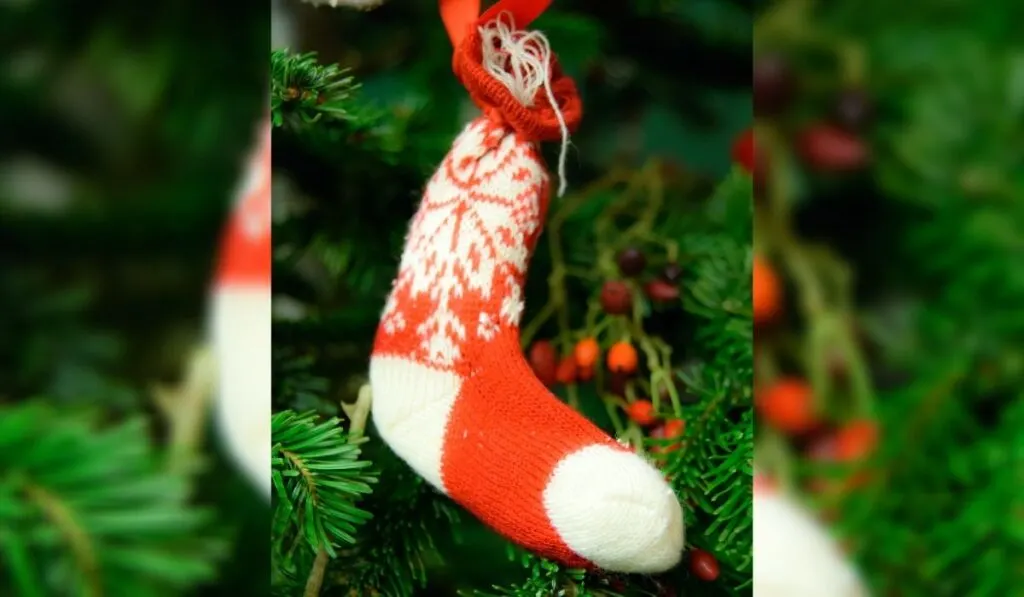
[756,112,877,487]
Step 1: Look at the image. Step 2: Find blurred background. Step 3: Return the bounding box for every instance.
[0,1,269,596]
[270,0,752,595]
[753,0,1024,595]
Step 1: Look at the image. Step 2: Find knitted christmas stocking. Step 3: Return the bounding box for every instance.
[369,0,683,573]
[211,119,271,497]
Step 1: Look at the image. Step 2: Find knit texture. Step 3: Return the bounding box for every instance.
[370,116,684,573]
[453,26,581,143]
[211,121,271,497]
[753,472,867,596]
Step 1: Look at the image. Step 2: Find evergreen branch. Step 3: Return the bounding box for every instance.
[471,551,684,597]
[270,410,377,560]
[302,548,330,597]
[0,402,225,597]
[303,385,374,597]
[331,465,459,597]
[271,347,331,413]
[271,49,360,127]
[469,554,601,597]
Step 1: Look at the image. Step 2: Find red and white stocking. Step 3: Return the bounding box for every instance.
[753,472,867,595]
[369,0,683,573]
[210,119,272,497]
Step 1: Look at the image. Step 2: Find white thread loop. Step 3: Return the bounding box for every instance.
[479,13,571,197]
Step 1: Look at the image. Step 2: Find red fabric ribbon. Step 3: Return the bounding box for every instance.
[441,0,552,47]
[439,0,581,142]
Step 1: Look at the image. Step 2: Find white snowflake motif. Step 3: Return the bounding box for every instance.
[381,119,547,367]
[380,293,406,334]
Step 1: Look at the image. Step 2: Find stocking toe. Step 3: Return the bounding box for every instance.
[544,443,684,573]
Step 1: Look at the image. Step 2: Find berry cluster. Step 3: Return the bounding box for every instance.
[524,244,725,585]
[733,52,874,191]
[527,247,691,454]
[750,225,878,496]
[742,48,881,500]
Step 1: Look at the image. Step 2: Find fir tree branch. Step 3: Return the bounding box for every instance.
[271,410,377,558]
[469,554,598,597]
[0,403,225,597]
[303,386,373,597]
[302,548,330,597]
[271,49,360,127]
[22,482,101,597]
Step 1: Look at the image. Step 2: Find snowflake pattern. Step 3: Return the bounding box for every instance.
[378,118,548,368]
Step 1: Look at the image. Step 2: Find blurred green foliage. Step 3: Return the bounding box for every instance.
[0,1,269,595]
[755,1,1024,595]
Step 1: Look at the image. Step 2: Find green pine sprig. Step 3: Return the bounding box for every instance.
[270,49,361,127]
[330,461,459,597]
[0,402,225,597]
[469,553,600,597]
[271,410,377,560]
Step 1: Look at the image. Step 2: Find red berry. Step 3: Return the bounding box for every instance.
[645,279,680,303]
[663,419,685,438]
[555,356,577,385]
[577,365,594,382]
[797,124,869,172]
[835,419,878,461]
[807,421,878,493]
[732,128,770,195]
[651,418,685,454]
[731,128,755,174]
[690,548,720,581]
[606,342,639,375]
[528,340,558,386]
[573,338,600,369]
[626,399,657,426]
[756,378,817,434]
[600,280,633,315]
[753,255,781,324]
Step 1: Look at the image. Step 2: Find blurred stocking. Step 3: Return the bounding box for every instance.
[210,119,271,497]
[754,472,868,596]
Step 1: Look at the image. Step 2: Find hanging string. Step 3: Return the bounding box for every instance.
[478,13,571,196]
